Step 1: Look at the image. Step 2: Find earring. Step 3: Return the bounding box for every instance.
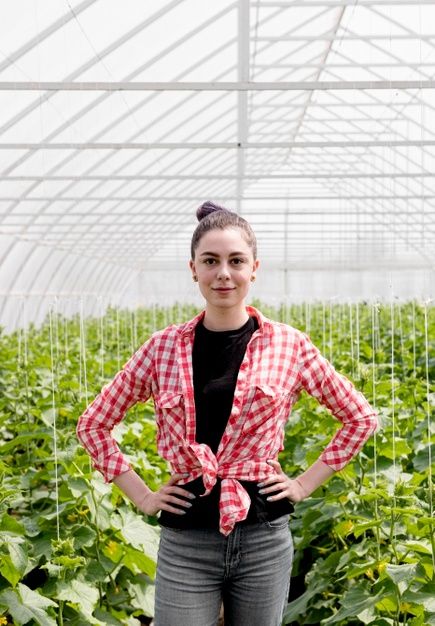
[250,275,256,282]
[193,275,198,282]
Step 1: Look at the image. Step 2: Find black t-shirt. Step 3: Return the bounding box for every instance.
[159,316,293,529]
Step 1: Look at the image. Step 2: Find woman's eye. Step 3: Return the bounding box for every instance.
[231,258,244,265]
[204,258,216,265]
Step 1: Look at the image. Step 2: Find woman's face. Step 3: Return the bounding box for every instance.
[190,227,259,313]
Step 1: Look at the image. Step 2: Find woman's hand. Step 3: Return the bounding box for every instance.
[257,460,308,503]
[138,473,196,516]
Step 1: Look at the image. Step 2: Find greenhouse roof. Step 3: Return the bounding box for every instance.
[0,1,434,322]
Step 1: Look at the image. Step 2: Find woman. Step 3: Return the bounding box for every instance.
[77,201,378,626]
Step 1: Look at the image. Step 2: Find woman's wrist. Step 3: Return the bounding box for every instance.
[113,469,153,510]
[294,459,335,497]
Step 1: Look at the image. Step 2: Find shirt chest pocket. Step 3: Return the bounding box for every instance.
[242,384,288,435]
[154,391,186,439]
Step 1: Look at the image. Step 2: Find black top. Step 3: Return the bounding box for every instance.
[159,316,293,529]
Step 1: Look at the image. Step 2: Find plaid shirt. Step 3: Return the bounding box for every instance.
[77,306,377,535]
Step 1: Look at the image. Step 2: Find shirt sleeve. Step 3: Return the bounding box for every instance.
[76,337,155,482]
[297,332,378,471]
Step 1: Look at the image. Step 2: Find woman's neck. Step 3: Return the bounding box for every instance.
[202,306,249,331]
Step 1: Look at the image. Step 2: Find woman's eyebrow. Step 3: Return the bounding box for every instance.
[199,251,247,257]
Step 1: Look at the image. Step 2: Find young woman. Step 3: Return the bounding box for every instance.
[77,201,378,626]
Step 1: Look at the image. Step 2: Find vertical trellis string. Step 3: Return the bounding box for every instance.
[328,300,333,364]
[305,301,311,336]
[99,297,105,381]
[48,302,60,542]
[355,302,360,379]
[411,300,417,377]
[423,301,435,571]
[79,299,89,408]
[390,299,397,546]
[322,302,326,356]
[371,302,380,561]
[349,302,355,379]
[20,298,31,466]
[79,299,91,474]
[116,307,121,372]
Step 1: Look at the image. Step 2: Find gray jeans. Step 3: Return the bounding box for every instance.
[154,515,293,626]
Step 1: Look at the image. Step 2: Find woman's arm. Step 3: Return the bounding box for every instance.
[258,458,335,502]
[113,468,195,515]
[259,332,378,503]
[76,338,155,482]
[297,332,379,472]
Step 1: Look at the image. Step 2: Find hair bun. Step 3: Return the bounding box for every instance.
[196,200,229,222]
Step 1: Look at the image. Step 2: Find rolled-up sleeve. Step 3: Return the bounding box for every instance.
[76,337,154,482]
[297,333,378,471]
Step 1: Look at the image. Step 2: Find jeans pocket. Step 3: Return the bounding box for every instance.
[263,513,290,530]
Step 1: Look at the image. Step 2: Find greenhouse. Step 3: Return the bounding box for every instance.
[0,1,434,625]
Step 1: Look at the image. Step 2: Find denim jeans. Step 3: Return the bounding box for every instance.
[154,515,293,626]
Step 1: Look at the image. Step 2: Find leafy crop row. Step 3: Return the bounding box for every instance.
[0,302,434,625]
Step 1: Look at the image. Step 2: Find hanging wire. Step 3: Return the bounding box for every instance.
[423,300,435,571]
[20,297,33,477]
[355,301,360,379]
[371,302,380,562]
[64,0,144,132]
[116,307,121,372]
[322,301,326,356]
[98,296,105,381]
[79,297,89,407]
[389,293,397,545]
[349,302,355,379]
[328,300,333,364]
[48,301,61,542]
[411,300,417,378]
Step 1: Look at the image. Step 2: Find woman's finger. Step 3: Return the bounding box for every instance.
[162,494,193,509]
[164,486,195,499]
[266,459,283,473]
[259,482,285,495]
[160,502,188,515]
[167,473,190,486]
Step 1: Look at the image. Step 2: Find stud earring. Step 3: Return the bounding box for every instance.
[193,275,198,282]
[250,275,256,282]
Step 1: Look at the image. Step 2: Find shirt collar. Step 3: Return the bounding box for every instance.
[179,305,273,337]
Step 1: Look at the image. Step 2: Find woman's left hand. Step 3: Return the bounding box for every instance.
[257,460,307,503]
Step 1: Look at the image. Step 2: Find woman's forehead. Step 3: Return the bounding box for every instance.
[195,227,252,252]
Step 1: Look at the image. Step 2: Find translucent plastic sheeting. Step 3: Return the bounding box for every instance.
[0,1,435,329]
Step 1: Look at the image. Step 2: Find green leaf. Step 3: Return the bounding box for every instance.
[283,579,328,623]
[0,536,27,585]
[400,540,432,555]
[112,509,159,561]
[0,513,25,535]
[403,583,435,612]
[0,583,56,626]
[56,579,99,620]
[127,581,155,616]
[0,555,21,587]
[385,563,418,594]
[72,525,97,549]
[321,583,384,624]
[93,608,125,626]
[0,431,51,453]
[123,545,156,578]
[378,438,412,460]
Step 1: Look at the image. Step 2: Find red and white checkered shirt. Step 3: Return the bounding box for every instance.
[77,306,377,535]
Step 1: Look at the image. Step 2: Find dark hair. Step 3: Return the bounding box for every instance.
[191,201,257,259]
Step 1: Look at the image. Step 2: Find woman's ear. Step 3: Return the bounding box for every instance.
[189,259,196,279]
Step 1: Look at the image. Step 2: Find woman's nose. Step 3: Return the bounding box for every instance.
[217,264,231,279]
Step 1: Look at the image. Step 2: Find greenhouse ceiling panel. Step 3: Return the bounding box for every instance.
[0,0,434,303]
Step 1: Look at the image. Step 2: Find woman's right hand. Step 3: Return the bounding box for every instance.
[138,473,196,516]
